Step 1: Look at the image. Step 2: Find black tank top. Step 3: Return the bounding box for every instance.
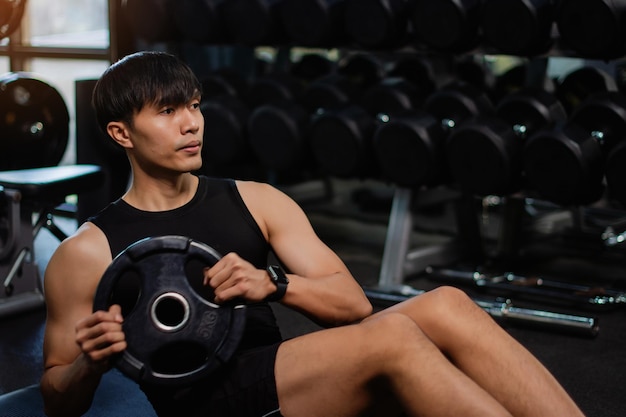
[88,176,282,350]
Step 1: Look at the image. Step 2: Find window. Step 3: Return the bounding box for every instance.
[29,58,110,165]
[0,56,8,73]
[25,0,109,48]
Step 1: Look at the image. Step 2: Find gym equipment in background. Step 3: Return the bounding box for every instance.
[0,73,105,318]
[0,72,69,171]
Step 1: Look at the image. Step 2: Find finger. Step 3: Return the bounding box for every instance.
[81,327,126,352]
[77,309,121,332]
[86,339,127,363]
[76,320,124,346]
[206,255,235,288]
[214,284,243,303]
[109,304,124,322]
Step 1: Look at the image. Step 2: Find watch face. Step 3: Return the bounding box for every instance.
[266,265,288,302]
[268,265,289,284]
[268,266,280,282]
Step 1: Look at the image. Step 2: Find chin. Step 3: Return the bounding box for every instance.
[182,155,203,172]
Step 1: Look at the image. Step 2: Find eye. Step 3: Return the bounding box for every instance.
[161,107,175,115]
[191,101,201,110]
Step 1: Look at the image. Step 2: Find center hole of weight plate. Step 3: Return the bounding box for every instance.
[151,292,190,332]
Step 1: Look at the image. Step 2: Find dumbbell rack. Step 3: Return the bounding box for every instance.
[377,186,459,292]
[367,186,610,337]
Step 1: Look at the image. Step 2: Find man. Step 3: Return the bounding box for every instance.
[40,51,584,417]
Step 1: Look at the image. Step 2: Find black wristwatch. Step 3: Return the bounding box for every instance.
[265,264,289,302]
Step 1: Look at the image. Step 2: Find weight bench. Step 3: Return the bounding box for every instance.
[0,164,104,318]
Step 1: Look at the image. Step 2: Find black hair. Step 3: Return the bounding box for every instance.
[92,51,202,134]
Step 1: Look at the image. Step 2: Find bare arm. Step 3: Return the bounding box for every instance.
[40,223,125,417]
[211,181,373,327]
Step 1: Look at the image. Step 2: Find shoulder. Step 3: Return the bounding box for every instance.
[234,180,298,211]
[44,222,112,301]
[234,180,313,237]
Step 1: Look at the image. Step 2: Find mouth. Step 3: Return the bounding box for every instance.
[180,140,202,153]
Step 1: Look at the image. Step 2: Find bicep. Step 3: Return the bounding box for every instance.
[42,230,110,368]
[263,189,351,278]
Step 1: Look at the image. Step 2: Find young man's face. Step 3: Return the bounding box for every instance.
[127,95,205,174]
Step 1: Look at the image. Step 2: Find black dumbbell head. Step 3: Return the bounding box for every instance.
[425,81,494,129]
[344,0,411,49]
[557,0,626,60]
[201,95,251,166]
[497,88,567,136]
[569,91,626,150]
[248,101,310,171]
[524,124,605,206]
[309,105,378,178]
[280,0,347,47]
[556,66,618,115]
[411,0,482,52]
[373,110,447,187]
[481,0,555,56]
[447,116,524,196]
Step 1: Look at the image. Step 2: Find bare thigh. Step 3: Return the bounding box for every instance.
[274,316,406,417]
[273,310,505,417]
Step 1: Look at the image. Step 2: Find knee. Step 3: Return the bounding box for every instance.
[363,313,428,353]
[418,286,487,327]
[428,285,475,309]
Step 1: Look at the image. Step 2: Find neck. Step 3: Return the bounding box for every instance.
[123,172,199,212]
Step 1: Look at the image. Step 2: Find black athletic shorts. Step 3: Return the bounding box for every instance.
[142,342,284,417]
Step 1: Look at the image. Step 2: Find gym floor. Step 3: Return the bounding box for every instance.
[0,179,624,417]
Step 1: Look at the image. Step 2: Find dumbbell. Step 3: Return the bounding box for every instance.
[372,82,493,188]
[490,62,557,106]
[247,54,384,174]
[0,73,69,170]
[454,57,497,95]
[307,58,439,179]
[335,53,386,94]
[557,0,626,60]
[201,68,251,100]
[198,69,255,170]
[246,63,325,173]
[480,0,556,56]
[410,0,482,53]
[220,0,289,46]
[524,92,626,206]
[289,54,336,85]
[279,0,348,47]
[201,95,253,170]
[122,0,180,43]
[171,0,226,44]
[247,71,304,107]
[343,0,412,49]
[445,88,566,196]
[555,66,619,116]
[93,235,246,387]
[361,55,454,114]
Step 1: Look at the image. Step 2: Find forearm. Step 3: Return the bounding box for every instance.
[281,271,373,326]
[40,355,105,417]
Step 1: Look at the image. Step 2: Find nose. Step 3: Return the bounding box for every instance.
[181,107,202,134]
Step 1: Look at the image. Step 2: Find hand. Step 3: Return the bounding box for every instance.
[75,304,126,372]
[204,252,275,303]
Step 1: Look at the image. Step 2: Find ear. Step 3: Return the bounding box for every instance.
[107,121,133,149]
